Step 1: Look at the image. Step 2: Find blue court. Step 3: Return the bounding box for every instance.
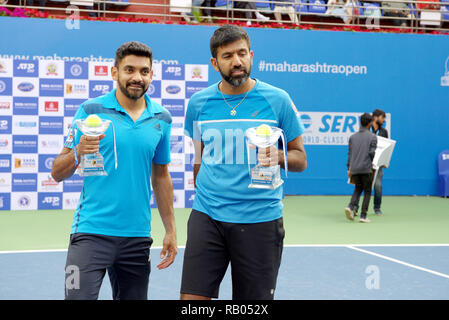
[1,245,448,300]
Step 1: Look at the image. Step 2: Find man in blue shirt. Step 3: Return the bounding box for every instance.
[51,41,177,300]
[180,25,307,300]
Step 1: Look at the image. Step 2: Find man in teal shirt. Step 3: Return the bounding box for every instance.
[52,41,177,300]
[180,26,307,300]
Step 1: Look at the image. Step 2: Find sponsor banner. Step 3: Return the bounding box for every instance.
[38,154,57,173]
[0,77,12,96]
[13,60,38,78]
[62,192,80,210]
[298,111,391,146]
[13,97,38,115]
[13,135,38,153]
[12,173,37,192]
[65,61,88,79]
[0,97,13,115]
[13,77,39,97]
[38,192,63,210]
[1,60,207,210]
[11,192,37,210]
[0,193,11,210]
[162,64,184,81]
[11,154,38,173]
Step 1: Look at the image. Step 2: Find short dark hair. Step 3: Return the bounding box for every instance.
[360,113,373,127]
[115,41,153,67]
[372,109,386,118]
[210,25,251,58]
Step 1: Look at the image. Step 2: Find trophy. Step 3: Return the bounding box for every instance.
[73,114,117,176]
[245,124,288,189]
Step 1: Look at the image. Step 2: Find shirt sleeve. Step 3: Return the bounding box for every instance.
[279,94,305,143]
[184,97,201,141]
[64,104,88,149]
[153,111,172,165]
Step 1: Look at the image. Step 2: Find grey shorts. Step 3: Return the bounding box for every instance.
[64,233,153,300]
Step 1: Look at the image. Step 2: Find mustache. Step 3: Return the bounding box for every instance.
[126,81,145,88]
[230,66,247,74]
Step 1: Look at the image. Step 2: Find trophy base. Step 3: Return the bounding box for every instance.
[248,165,283,190]
[248,180,284,190]
[78,153,108,177]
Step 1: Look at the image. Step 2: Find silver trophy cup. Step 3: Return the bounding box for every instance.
[245,125,288,190]
[74,116,116,176]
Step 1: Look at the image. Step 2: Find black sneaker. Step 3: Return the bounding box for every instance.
[375,209,383,216]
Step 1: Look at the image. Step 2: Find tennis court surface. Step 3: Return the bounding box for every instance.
[1,196,448,299]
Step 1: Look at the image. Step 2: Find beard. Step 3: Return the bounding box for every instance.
[117,76,148,100]
[217,63,252,87]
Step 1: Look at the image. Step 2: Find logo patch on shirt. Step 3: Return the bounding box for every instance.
[153,123,161,131]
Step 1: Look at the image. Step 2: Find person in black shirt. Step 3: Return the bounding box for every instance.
[371,109,389,215]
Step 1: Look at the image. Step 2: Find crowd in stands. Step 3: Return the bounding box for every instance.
[0,0,447,31]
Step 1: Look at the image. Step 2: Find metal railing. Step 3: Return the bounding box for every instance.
[1,0,448,33]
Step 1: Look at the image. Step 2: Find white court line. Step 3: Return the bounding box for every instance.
[346,245,449,280]
[1,244,449,254]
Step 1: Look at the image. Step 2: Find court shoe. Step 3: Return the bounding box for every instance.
[375,209,383,216]
[345,207,354,221]
[359,217,371,223]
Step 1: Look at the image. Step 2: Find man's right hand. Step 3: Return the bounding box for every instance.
[76,134,105,159]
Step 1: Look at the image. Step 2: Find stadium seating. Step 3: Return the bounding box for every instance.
[438,150,449,197]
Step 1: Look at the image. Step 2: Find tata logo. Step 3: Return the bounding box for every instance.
[165,66,182,76]
[93,84,110,94]
[166,85,181,94]
[17,63,35,73]
[319,115,358,133]
[18,82,34,92]
[42,196,60,206]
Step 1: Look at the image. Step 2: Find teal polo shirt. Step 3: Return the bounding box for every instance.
[184,79,305,224]
[65,89,172,237]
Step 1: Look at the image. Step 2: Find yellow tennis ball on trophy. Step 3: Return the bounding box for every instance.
[256,124,272,137]
[85,114,102,127]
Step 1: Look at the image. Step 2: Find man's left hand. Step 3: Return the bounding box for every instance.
[157,232,177,270]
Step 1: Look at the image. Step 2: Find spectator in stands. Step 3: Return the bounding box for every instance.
[88,1,110,18]
[26,0,46,7]
[325,0,356,25]
[181,0,213,23]
[382,0,410,27]
[234,0,270,25]
[273,0,298,24]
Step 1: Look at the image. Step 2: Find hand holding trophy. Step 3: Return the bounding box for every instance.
[73,114,117,176]
[245,124,288,189]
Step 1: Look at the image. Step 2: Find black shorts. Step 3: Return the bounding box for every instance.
[65,233,153,300]
[180,210,285,300]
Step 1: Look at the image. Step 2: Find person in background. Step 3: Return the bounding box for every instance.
[371,108,389,215]
[345,113,377,223]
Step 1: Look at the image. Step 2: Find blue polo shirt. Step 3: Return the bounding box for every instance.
[184,79,305,223]
[65,89,172,237]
